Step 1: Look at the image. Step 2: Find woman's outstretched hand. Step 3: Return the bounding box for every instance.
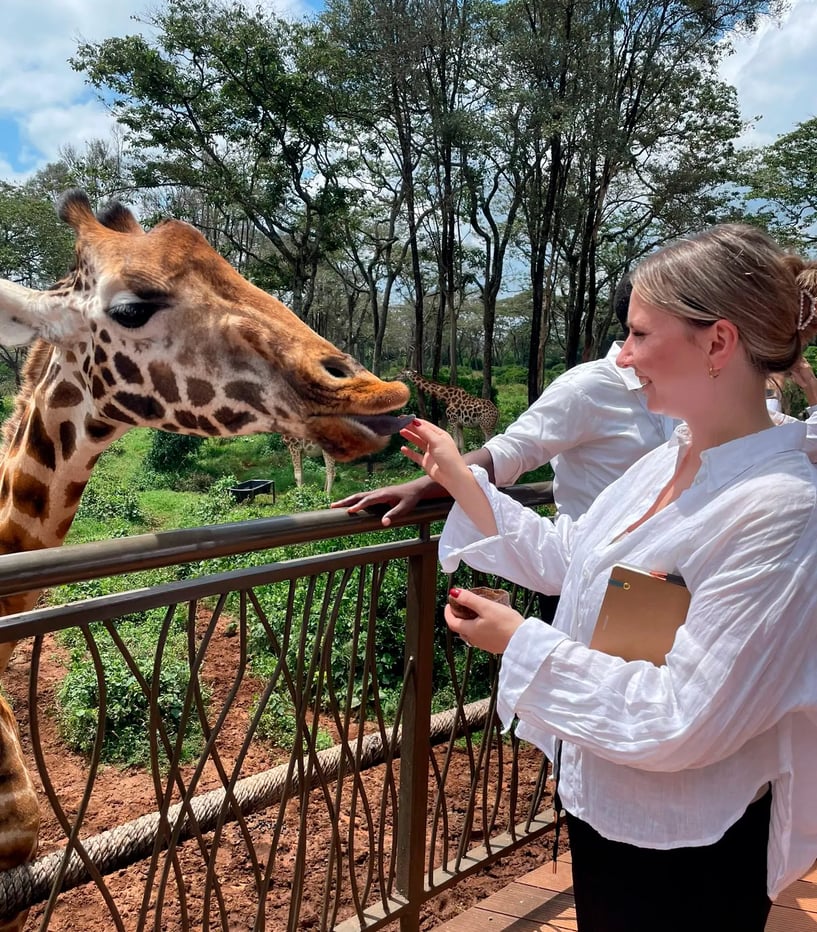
[399,419,472,495]
[399,418,498,537]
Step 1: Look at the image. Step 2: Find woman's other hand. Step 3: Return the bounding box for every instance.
[445,588,525,654]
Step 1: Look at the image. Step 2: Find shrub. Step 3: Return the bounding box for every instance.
[57,612,208,767]
[76,471,145,524]
[144,432,205,474]
[250,691,333,752]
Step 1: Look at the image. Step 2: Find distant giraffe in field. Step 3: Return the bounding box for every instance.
[397,370,499,452]
[281,436,336,495]
[0,189,410,929]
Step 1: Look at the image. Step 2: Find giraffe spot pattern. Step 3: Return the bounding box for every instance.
[28,410,57,472]
[98,329,111,343]
[94,346,108,365]
[187,378,215,407]
[50,381,83,409]
[114,392,165,421]
[101,368,116,387]
[84,417,117,442]
[63,481,87,511]
[175,409,199,431]
[113,352,144,386]
[101,402,137,425]
[91,376,106,400]
[225,381,270,414]
[56,516,74,540]
[196,416,219,435]
[213,408,257,431]
[59,421,77,461]
[148,362,181,403]
[11,474,49,519]
[235,323,282,362]
[0,520,43,553]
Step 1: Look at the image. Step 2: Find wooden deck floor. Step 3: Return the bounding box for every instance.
[434,853,817,931]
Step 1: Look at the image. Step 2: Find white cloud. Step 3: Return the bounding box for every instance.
[0,0,312,179]
[0,0,145,175]
[720,0,817,147]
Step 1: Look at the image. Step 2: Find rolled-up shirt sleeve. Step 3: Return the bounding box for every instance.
[439,466,574,596]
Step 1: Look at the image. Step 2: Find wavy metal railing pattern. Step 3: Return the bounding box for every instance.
[0,487,555,930]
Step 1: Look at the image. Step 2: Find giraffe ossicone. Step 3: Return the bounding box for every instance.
[0,190,411,922]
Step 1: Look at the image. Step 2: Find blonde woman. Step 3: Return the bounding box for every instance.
[400,225,817,932]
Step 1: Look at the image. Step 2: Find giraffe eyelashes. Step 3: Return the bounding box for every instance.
[107,300,168,329]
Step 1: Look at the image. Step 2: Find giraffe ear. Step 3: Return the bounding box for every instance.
[0,279,50,346]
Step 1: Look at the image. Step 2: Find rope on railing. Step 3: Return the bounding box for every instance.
[0,698,491,919]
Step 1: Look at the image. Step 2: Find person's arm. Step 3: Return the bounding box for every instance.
[497,477,817,773]
[331,443,495,526]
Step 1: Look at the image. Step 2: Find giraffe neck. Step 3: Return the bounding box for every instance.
[407,373,457,403]
[0,344,123,627]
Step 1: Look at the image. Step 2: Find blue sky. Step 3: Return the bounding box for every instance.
[1,0,816,182]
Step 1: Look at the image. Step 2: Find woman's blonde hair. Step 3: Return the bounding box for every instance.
[631,224,817,374]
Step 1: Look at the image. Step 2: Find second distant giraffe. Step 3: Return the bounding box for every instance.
[397,370,499,452]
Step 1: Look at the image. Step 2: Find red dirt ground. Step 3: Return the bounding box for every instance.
[3,616,553,931]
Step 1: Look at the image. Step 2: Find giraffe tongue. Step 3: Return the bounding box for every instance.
[350,413,415,436]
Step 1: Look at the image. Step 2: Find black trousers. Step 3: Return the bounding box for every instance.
[565,790,773,932]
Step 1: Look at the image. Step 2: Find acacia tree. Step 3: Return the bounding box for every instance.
[320,0,435,370]
[497,0,777,397]
[741,117,817,250]
[72,0,355,322]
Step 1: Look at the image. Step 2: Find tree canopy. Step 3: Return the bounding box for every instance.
[0,0,809,402]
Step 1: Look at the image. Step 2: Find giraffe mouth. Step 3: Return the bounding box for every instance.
[308,413,415,460]
[348,413,416,436]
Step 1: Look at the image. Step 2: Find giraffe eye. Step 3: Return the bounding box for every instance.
[107,301,166,329]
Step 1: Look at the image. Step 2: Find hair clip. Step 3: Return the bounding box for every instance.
[798,290,817,332]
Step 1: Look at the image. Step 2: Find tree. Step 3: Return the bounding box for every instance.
[30,134,132,210]
[499,0,777,398]
[741,117,817,250]
[72,0,356,322]
[0,182,74,288]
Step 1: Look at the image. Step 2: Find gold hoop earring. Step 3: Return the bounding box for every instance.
[708,366,720,380]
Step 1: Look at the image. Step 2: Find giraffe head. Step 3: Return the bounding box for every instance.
[0,191,410,461]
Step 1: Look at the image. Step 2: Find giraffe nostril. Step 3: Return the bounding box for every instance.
[322,360,352,379]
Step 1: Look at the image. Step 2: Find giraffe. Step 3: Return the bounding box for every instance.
[281,436,336,495]
[0,189,410,925]
[397,369,499,452]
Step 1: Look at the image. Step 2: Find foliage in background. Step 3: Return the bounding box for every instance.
[144,432,206,475]
[57,611,208,767]
[250,691,333,752]
[740,117,817,251]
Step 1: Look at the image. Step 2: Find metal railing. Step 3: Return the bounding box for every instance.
[0,484,556,931]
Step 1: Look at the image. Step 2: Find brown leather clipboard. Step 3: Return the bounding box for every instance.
[589,564,691,666]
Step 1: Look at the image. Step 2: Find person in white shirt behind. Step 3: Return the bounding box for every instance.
[332,275,677,525]
[397,224,817,932]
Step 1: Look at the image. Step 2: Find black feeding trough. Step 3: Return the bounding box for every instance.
[228,479,276,503]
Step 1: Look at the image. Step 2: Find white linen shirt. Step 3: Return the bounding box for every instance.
[483,342,676,518]
[439,420,817,897]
